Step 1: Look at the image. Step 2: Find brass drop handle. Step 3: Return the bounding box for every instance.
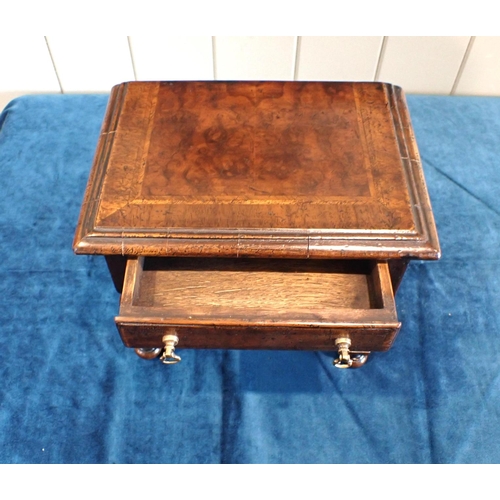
[160,333,181,365]
[333,337,353,368]
[333,337,371,369]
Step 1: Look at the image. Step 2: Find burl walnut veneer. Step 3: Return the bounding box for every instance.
[74,81,440,368]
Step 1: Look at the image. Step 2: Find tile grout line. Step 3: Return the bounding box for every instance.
[212,36,217,80]
[44,36,64,94]
[127,36,138,81]
[293,36,301,81]
[374,36,388,81]
[451,36,475,96]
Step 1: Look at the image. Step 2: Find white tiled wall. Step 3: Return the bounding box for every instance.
[1,36,499,112]
[0,35,60,109]
[129,36,214,81]
[454,37,500,96]
[296,37,383,81]
[46,36,135,92]
[377,36,471,94]
[213,36,296,80]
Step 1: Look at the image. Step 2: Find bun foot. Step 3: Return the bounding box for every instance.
[134,347,162,360]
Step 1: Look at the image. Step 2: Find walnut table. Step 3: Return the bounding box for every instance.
[73,81,440,368]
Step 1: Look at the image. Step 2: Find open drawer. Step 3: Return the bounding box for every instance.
[115,257,401,359]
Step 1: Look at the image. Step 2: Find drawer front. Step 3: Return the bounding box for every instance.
[115,257,400,353]
[116,323,399,352]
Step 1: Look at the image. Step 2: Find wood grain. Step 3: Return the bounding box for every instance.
[117,324,400,352]
[74,81,440,260]
[136,258,379,311]
[115,258,400,352]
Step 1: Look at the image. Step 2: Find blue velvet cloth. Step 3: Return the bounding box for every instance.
[1,93,499,464]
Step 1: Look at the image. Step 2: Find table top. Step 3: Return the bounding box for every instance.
[73,81,440,259]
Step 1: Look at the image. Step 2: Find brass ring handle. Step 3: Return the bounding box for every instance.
[160,334,181,365]
[333,338,371,369]
[333,337,352,368]
[349,353,370,369]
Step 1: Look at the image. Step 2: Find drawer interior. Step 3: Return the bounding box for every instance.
[117,257,397,328]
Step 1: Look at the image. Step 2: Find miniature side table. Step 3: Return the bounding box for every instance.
[74,81,440,368]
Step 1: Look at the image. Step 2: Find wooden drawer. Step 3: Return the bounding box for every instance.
[115,257,400,354]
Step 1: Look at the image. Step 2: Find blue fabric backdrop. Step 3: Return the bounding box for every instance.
[0,93,499,463]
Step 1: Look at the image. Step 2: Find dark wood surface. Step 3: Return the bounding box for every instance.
[115,257,400,352]
[136,258,380,311]
[388,258,410,294]
[118,324,400,352]
[74,81,440,260]
[105,255,127,292]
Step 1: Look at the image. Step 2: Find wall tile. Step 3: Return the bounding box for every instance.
[296,36,383,81]
[0,36,59,92]
[214,36,296,80]
[455,37,500,96]
[2,36,499,98]
[129,36,213,80]
[46,36,134,92]
[377,36,471,94]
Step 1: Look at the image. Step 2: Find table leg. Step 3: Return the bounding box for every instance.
[388,258,409,294]
[105,255,127,293]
